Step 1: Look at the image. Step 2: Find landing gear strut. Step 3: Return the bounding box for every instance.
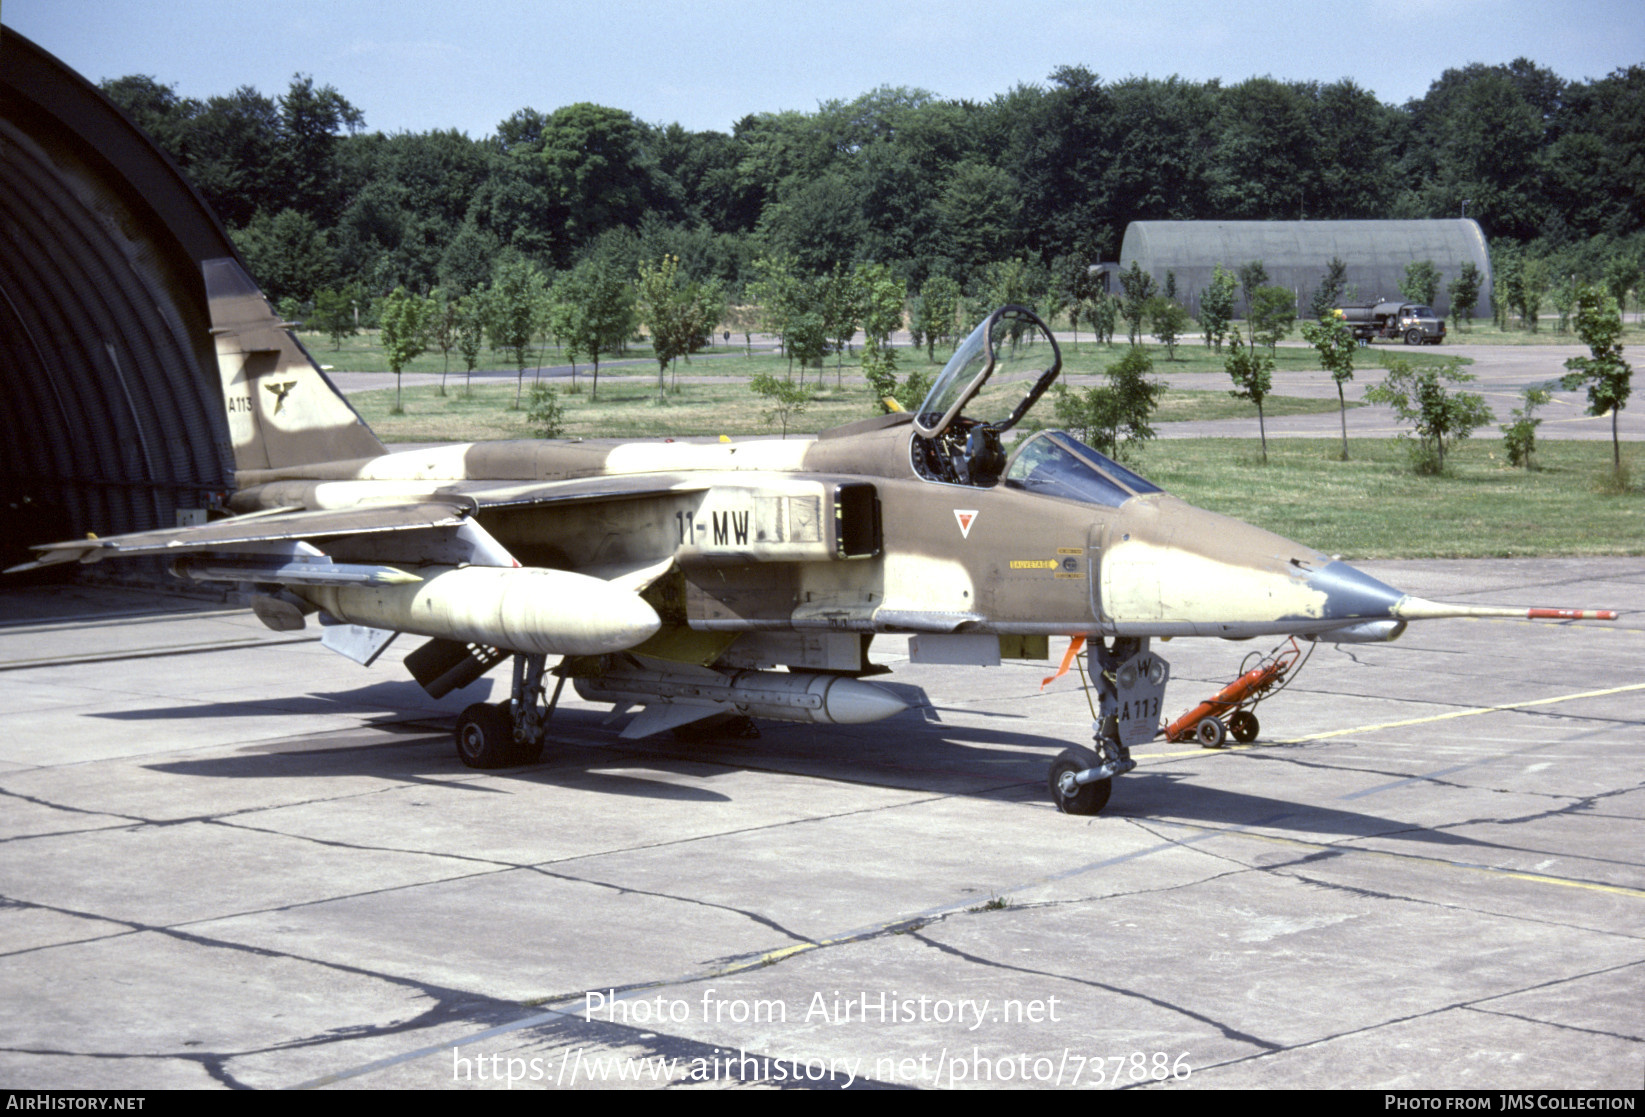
[453,652,564,769]
[1047,637,1162,816]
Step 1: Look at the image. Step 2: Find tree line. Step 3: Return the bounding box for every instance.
[102,59,1639,478]
[101,59,1645,324]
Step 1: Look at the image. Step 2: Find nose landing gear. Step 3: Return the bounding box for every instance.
[1045,637,1165,815]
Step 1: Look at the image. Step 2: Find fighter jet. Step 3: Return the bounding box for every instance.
[12,260,1616,815]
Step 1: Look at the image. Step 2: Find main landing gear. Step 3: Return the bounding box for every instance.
[454,652,564,768]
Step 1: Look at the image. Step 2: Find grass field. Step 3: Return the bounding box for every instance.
[303,329,1466,379]
[349,373,1355,442]
[1128,438,1642,558]
[351,375,874,440]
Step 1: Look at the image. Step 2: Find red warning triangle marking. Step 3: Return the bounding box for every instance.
[954,509,977,538]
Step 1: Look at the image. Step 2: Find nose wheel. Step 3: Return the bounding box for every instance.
[1049,747,1112,815]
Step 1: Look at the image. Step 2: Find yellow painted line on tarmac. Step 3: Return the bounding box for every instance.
[1150,742,1271,759]
[1154,820,1645,900]
[726,911,943,975]
[1144,680,1645,758]
[1294,680,1645,742]
[750,942,817,967]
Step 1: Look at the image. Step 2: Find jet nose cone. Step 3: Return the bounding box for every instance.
[1303,559,1406,621]
[1102,496,1418,639]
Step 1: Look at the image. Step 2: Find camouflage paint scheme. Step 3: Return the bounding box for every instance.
[16,263,1613,814]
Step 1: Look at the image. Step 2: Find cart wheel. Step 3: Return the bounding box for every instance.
[1228,710,1260,743]
[1195,717,1227,749]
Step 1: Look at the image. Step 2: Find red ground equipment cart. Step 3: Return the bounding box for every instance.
[1162,637,1310,748]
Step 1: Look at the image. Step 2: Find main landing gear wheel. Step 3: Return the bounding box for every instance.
[1404,328,1423,346]
[455,702,518,769]
[1228,710,1260,743]
[1195,716,1228,748]
[1049,747,1112,816]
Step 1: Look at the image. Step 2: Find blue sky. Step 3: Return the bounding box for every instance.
[6,0,1642,137]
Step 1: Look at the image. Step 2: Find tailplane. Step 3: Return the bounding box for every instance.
[204,257,385,472]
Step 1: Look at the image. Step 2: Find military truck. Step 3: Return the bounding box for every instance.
[1336,300,1446,345]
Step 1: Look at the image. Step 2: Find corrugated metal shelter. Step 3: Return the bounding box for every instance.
[1104,219,1493,320]
[0,30,241,576]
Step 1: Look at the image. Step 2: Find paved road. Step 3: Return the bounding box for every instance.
[1143,339,1640,443]
[3,561,1641,1089]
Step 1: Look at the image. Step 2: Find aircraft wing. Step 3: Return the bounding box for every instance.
[13,502,472,570]
[11,479,690,673]
[14,474,714,574]
[445,474,711,511]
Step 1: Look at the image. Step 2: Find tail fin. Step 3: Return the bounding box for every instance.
[204,257,385,472]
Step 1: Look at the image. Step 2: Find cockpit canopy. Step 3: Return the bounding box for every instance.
[914,306,1061,439]
[909,306,1165,505]
[911,306,1063,487]
[1003,430,1161,508]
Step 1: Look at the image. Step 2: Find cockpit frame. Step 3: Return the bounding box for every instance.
[910,305,1064,488]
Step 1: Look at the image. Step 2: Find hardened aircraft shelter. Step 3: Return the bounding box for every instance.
[1102,218,1493,319]
[0,29,241,572]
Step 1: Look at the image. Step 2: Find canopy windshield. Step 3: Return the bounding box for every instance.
[913,306,1061,439]
[1003,431,1162,508]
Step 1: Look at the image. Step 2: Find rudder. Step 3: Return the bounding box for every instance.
[204,257,385,472]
